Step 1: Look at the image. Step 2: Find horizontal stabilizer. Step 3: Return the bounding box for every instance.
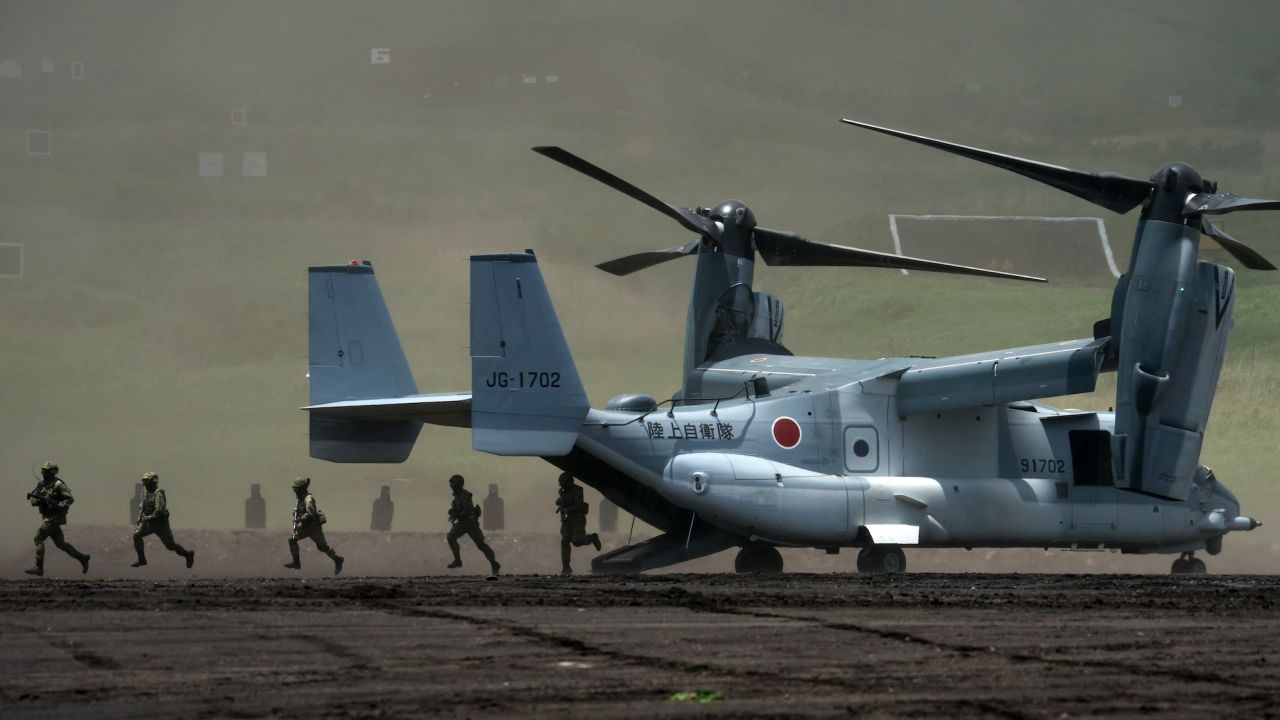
[304,392,471,427]
[309,418,421,463]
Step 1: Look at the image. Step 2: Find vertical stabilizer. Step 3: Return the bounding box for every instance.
[307,262,421,462]
[470,252,588,456]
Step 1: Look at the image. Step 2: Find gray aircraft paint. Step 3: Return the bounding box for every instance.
[306,262,421,463]
[302,253,1258,570]
[469,253,589,456]
[568,366,1241,554]
[1112,221,1235,500]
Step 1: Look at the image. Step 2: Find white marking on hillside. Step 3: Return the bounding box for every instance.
[887,214,1120,279]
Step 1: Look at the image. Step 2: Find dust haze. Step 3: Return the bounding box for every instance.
[2,1,1279,571]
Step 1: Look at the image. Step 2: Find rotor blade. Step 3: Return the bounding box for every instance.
[596,238,703,276]
[839,119,1155,214]
[752,227,1046,282]
[1184,192,1280,216]
[532,146,720,239]
[1200,219,1276,270]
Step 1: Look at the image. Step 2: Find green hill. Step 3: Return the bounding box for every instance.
[2,1,1277,563]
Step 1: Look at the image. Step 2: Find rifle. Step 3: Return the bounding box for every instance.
[26,489,48,511]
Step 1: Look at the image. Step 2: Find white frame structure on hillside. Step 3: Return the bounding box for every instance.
[888,214,1121,279]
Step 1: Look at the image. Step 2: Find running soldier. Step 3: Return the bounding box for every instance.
[446,475,500,576]
[25,461,90,576]
[131,472,196,568]
[284,477,344,574]
[555,472,601,576]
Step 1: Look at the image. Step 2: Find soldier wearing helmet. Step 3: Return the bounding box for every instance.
[555,472,601,576]
[284,477,343,574]
[131,472,196,569]
[25,461,90,576]
[446,475,500,577]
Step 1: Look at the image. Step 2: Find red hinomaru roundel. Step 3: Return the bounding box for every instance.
[771,416,802,449]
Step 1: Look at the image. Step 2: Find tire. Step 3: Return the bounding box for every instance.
[881,546,906,574]
[1187,558,1207,575]
[734,545,784,574]
[1171,558,1189,574]
[856,548,874,574]
[857,546,906,575]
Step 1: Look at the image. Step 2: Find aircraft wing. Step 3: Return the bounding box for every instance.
[303,391,472,428]
[897,337,1110,415]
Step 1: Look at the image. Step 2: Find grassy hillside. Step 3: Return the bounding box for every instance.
[1,1,1278,563]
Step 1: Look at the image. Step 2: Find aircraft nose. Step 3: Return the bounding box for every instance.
[1229,516,1261,532]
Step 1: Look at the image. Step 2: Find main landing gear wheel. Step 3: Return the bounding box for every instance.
[1171,552,1207,575]
[857,545,906,575]
[734,545,783,574]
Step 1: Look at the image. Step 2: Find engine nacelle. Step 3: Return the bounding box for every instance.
[1111,220,1234,499]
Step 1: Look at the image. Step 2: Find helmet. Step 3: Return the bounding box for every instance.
[291,477,311,490]
[448,474,464,488]
[141,472,159,483]
[40,461,59,472]
[558,472,574,485]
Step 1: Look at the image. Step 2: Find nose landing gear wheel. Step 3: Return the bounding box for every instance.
[734,544,783,574]
[857,545,906,575]
[1171,552,1207,575]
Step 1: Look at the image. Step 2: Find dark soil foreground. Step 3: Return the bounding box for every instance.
[1,574,1278,719]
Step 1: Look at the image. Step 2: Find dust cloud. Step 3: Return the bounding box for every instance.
[2,1,1278,572]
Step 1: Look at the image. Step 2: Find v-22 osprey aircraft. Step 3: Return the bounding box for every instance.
[302,119,1272,575]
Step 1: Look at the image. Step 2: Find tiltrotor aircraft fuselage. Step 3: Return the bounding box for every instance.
[303,121,1272,574]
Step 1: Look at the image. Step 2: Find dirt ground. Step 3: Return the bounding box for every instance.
[2,555,1279,718]
[4,526,1279,580]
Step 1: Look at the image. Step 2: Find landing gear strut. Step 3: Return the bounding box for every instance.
[857,545,906,575]
[734,544,783,574]
[1171,552,1207,575]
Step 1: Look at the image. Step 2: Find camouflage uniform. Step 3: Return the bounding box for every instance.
[26,461,90,576]
[446,475,500,576]
[132,473,195,568]
[285,478,344,574]
[556,473,601,575]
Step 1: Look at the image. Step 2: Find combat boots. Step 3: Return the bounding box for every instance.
[23,559,43,577]
[333,555,344,575]
[447,556,462,569]
[184,550,195,569]
[489,559,501,577]
[77,554,90,574]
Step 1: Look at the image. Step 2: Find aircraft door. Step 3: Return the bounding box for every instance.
[1069,430,1118,531]
[839,392,889,476]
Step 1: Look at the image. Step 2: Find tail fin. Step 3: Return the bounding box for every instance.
[307,262,421,462]
[470,252,589,456]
